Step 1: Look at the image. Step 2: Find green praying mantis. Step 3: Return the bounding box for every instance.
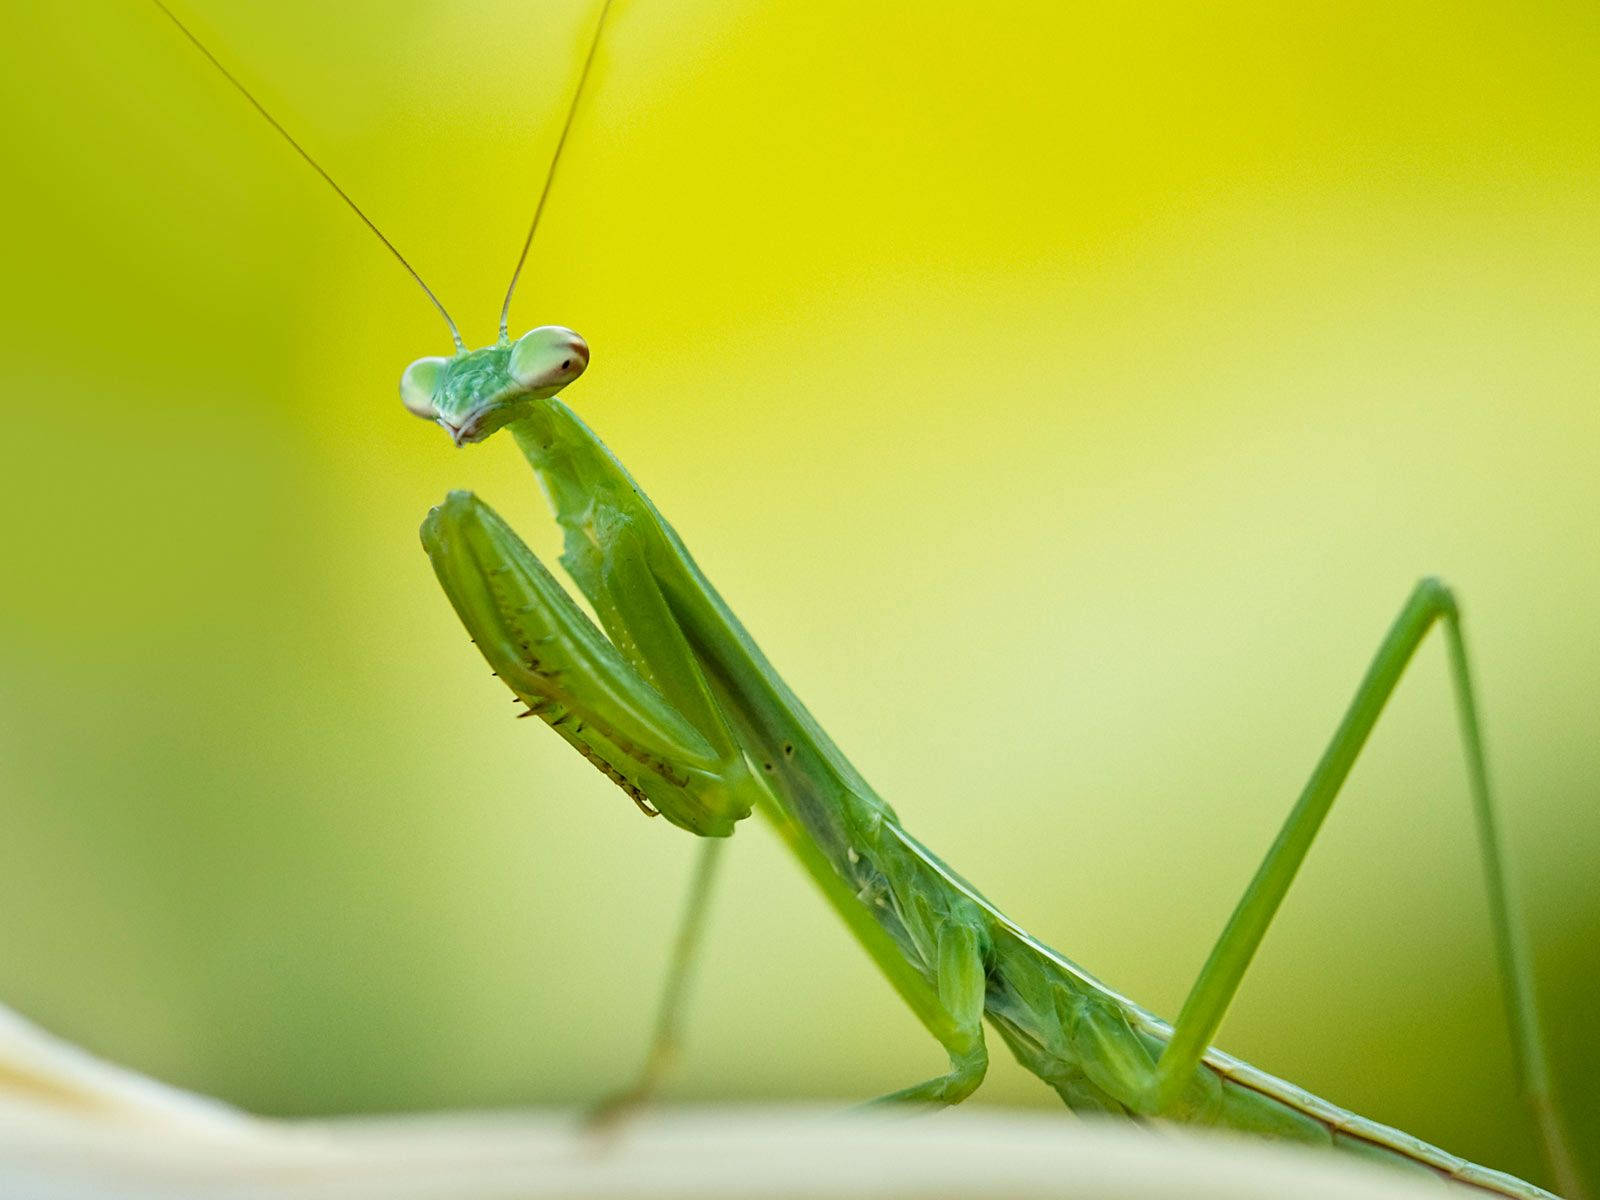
[151,1,1588,1196]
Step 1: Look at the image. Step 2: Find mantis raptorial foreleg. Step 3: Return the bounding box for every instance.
[423,492,751,829]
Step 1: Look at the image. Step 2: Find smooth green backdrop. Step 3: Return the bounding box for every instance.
[2,1,1596,1192]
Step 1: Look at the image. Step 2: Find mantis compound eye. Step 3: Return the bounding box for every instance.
[400,356,448,419]
[510,326,590,395]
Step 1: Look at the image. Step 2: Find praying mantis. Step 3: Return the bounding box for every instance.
[147,0,1590,1197]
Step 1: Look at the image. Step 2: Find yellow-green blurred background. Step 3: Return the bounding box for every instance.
[2,0,1596,1191]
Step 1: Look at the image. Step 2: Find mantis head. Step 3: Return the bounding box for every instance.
[400,326,590,446]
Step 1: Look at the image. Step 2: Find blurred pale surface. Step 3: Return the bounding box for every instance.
[0,1109,1470,1200]
[0,0,1595,1196]
[0,1002,1460,1200]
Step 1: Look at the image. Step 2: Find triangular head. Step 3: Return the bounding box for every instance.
[399,327,590,447]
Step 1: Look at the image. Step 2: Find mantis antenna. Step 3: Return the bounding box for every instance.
[150,0,467,352]
[497,0,619,340]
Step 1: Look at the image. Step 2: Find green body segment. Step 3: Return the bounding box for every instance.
[418,390,1558,1199]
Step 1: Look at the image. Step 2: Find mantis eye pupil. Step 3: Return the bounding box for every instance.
[510,326,589,391]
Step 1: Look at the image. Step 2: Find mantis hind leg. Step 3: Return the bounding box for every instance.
[1140,579,1582,1198]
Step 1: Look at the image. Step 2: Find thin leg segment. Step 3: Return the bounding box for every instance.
[866,920,990,1106]
[1143,579,1579,1198]
[591,838,726,1124]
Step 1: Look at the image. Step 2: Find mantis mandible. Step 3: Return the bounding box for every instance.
[151,1,1586,1197]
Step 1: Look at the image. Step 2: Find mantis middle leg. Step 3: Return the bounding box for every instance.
[591,838,726,1121]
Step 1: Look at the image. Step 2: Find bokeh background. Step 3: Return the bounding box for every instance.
[2,0,1596,1191]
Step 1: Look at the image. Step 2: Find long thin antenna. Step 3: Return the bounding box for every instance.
[498,0,618,340]
[151,0,466,351]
